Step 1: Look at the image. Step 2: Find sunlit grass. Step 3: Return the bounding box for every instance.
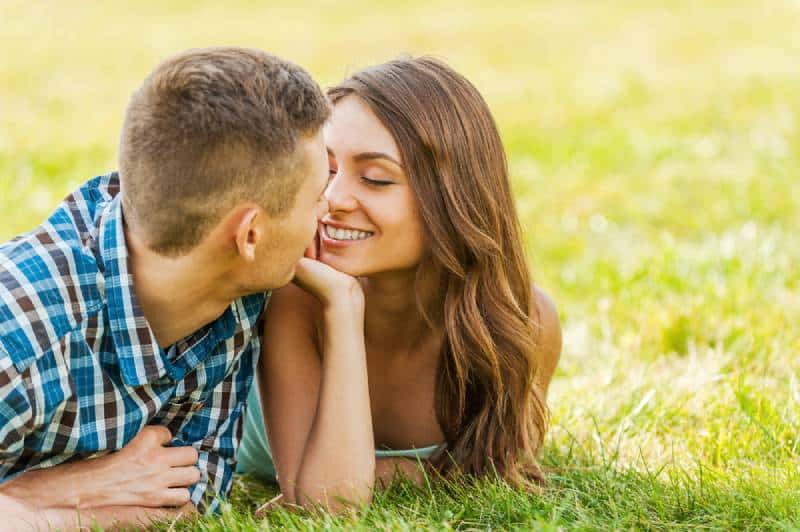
[2,0,799,529]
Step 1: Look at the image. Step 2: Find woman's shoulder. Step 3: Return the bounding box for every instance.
[531,285,562,395]
[532,287,559,335]
[264,283,324,341]
[268,282,320,312]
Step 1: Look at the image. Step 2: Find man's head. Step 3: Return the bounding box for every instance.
[119,47,330,290]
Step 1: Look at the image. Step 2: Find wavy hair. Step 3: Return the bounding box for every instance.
[328,57,549,486]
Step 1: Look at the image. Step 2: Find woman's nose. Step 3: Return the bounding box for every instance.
[325,173,358,212]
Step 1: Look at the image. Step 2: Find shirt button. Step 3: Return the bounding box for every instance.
[191,402,205,412]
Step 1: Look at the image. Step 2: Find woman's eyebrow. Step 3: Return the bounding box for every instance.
[353,151,403,169]
[326,147,403,169]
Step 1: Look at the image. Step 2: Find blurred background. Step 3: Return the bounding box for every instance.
[1,0,799,519]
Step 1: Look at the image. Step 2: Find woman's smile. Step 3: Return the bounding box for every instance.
[322,223,374,241]
[320,220,376,250]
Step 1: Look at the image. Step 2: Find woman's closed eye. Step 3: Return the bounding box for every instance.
[361,176,394,187]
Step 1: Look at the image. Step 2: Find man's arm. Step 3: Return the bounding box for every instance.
[0,340,202,529]
[0,492,195,531]
[0,426,200,510]
[0,345,36,468]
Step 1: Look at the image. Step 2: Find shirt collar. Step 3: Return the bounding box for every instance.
[97,195,169,386]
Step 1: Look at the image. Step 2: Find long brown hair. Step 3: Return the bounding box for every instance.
[328,57,548,486]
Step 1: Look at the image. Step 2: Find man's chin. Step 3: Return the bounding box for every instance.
[244,267,295,293]
[279,265,297,287]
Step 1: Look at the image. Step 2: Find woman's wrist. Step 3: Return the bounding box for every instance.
[323,297,365,324]
[322,280,365,316]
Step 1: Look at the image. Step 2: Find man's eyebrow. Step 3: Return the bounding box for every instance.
[327,147,403,169]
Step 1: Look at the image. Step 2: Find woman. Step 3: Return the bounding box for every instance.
[237,57,562,510]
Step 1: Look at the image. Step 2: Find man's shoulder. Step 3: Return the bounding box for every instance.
[1,172,120,255]
[0,172,119,374]
[51,172,121,241]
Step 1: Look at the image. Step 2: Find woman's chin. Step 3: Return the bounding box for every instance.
[318,254,365,278]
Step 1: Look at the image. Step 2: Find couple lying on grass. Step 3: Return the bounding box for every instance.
[0,47,561,529]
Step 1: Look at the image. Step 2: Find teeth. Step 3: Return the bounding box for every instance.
[324,225,373,241]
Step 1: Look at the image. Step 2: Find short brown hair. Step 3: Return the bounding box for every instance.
[119,47,330,255]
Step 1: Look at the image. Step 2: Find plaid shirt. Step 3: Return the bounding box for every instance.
[0,172,268,513]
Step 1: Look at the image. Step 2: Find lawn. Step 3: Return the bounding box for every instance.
[1,0,799,529]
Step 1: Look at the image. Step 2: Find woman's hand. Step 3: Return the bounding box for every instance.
[293,258,364,310]
[293,230,364,311]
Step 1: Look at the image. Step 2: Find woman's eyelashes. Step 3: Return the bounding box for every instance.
[328,167,393,187]
[361,176,393,186]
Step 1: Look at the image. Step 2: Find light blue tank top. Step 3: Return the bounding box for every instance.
[236,383,441,482]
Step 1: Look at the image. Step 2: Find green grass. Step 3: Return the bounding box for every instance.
[2,0,800,529]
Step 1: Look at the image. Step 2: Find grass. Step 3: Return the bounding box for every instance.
[2,0,800,529]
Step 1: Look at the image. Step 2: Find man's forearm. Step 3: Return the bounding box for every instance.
[0,494,195,531]
[0,455,114,509]
[0,442,200,529]
[0,425,207,513]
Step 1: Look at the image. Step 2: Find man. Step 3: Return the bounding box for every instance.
[0,47,330,529]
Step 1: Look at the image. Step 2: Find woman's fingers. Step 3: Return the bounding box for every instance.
[293,258,334,298]
[303,230,320,260]
[293,258,365,309]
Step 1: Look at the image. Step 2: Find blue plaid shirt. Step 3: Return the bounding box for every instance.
[0,172,268,513]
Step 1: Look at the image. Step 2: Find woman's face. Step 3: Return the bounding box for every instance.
[319,96,426,277]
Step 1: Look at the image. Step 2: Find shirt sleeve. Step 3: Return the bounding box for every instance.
[188,435,238,514]
[180,378,249,514]
[0,344,36,476]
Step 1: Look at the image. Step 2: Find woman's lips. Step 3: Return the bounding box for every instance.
[319,223,375,249]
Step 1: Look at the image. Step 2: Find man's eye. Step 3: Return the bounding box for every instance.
[361,176,393,186]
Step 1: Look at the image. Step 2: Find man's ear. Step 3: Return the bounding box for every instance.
[232,206,261,262]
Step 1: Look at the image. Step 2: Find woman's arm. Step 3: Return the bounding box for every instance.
[260,258,375,511]
[375,457,427,487]
[294,293,375,509]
